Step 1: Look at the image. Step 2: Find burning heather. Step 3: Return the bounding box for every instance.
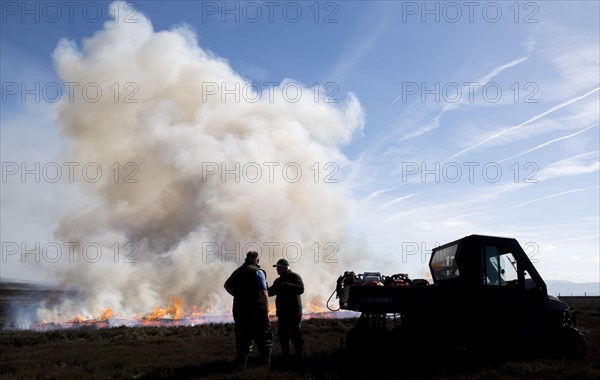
[20,297,357,332]
[11,1,365,328]
[145,296,185,321]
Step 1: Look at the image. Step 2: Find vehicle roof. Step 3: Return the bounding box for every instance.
[432,234,519,252]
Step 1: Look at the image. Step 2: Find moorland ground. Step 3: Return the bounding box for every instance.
[0,284,598,380]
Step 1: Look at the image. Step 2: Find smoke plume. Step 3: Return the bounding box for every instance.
[38,1,364,321]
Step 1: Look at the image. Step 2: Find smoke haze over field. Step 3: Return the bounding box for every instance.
[4,1,597,323]
[36,2,364,321]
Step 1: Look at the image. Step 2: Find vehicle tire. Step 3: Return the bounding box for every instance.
[345,325,369,352]
[559,323,587,358]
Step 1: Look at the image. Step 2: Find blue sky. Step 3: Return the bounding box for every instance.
[1,1,599,292]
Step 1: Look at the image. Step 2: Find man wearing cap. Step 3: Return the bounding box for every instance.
[268,258,304,361]
[224,251,272,367]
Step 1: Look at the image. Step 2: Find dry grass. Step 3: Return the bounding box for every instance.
[0,297,598,379]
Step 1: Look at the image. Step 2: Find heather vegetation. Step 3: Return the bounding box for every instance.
[0,297,598,379]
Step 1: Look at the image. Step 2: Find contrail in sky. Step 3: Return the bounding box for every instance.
[446,87,600,161]
[498,123,599,163]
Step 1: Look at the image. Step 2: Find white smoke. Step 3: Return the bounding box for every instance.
[37,1,364,321]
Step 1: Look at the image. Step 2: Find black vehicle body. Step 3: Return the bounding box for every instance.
[338,235,585,356]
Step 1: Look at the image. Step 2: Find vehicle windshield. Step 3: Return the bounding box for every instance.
[431,244,460,281]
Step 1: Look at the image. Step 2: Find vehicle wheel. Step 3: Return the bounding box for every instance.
[559,323,587,358]
[345,325,368,352]
[346,325,389,353]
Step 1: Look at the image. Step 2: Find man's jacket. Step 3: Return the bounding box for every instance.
[225,260,267,317]
[268,271,304,317]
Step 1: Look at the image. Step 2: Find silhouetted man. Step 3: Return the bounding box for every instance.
[268,258,304,361]
[224,251,272,367]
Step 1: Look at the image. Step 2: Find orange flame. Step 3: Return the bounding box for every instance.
[187,305,205,318]
[145,296,185,320]
[73,314,84,323]
[268,304,276,316]
[308,304,325,313]
[99,307,113,321]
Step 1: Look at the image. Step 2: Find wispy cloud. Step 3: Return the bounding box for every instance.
[447,87,600,161]
[326,7,390,83]
[379,193,417,210]
[538,150,600,181]
[511,186,600,208]
[476,56,530,90]
[395,54,531,140]
[447,185,599,224]
[392,55,530,106]
[498,123,599,163]
[384,150,599,224]
[360,188,393,203]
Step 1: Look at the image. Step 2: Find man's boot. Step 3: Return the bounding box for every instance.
[236,354,248,370]
[236,346,249,370]
[258,347,271,367]
[293,337,303,358]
